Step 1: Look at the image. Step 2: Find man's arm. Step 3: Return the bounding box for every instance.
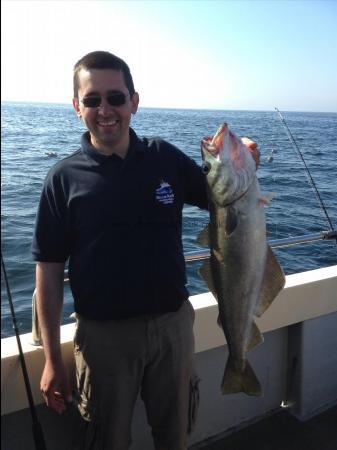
[36,261,72,414]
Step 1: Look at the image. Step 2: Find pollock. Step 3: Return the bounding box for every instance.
[198,123,285,396]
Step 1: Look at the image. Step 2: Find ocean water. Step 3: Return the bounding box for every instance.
[1,102,336,338]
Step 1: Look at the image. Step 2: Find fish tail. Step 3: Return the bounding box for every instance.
[221,356,262,397]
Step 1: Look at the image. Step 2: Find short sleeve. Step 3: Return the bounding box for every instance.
[180,151,208,210]
[32,171,70,262]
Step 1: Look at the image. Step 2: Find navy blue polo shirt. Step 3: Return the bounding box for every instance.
[32,128,208,319]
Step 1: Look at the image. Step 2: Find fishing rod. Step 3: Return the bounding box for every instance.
[1,252,47,450]
[274,107,336,240]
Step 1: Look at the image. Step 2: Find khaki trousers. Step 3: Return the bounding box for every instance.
[73,300,199,450]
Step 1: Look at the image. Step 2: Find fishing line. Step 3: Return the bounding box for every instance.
[274,107,335,235]
[1,252,47,450]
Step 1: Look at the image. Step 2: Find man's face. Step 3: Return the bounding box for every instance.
[73,68,139,155]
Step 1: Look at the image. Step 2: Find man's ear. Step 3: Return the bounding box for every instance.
[72,98,82,118]
[131,92,139,115]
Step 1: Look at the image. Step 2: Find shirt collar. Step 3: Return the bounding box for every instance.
[81,127,145,163]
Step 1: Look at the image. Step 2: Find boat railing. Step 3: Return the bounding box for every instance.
[31,230,337,345]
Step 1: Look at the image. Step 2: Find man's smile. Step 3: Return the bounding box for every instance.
[97,119,119,127]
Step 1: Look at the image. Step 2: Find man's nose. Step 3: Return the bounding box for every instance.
[98,98,114,113]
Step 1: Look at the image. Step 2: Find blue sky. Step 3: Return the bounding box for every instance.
[1,0,337,111]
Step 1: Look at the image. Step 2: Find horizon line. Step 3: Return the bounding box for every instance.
[1,99,337,115]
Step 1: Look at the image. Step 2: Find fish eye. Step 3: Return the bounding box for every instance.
[202,161,211,174]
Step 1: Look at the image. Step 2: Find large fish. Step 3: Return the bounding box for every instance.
[198,123,285,396]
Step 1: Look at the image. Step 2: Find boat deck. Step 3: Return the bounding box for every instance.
[191,405,337,450]
[2,403,337,449]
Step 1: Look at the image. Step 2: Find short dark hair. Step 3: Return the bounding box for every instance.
[73,51,135,98]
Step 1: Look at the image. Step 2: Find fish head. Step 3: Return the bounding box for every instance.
[200,123,227,175]
[201,123,257,205]
[202,122,254,169]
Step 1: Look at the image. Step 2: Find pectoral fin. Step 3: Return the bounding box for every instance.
[225,205,238,235]
[255,246,286,317]
[259,192,274,206]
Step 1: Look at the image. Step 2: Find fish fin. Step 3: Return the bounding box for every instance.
[198,259,217,300]
[196,225,210,247]
[221,356,262,397]
[247,321,264,352]
[225,206,238,235]
[258,192,274,206]
[255,246,286,317]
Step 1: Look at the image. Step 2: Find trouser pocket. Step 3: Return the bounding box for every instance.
[188,374,200,434]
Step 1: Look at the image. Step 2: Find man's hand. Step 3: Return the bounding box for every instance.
[40,359,72,414]
[241,137,260,169]
[36,261,70,413]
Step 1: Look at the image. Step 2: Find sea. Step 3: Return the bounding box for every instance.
[1,102,337,338]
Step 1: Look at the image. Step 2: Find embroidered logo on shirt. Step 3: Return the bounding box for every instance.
[155,180,174,205]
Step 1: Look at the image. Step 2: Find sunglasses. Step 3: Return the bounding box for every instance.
[80,92,127,108]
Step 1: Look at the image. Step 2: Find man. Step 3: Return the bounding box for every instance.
[32,51,259,450]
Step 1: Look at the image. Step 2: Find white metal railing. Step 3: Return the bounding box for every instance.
[31,230,337,345]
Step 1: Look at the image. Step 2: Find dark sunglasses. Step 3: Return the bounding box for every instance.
[81,92,127,108]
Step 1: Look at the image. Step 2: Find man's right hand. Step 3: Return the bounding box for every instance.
[40,359,72,414]
[36,261,70,414]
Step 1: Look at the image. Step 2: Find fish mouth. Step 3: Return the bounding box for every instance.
[210,122,228,148]
[201,122,228,159]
